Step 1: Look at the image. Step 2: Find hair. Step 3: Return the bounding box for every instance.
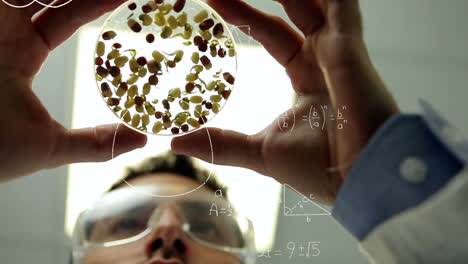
[107,150,227,198]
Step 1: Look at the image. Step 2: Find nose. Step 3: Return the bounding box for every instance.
[146,206,187,258]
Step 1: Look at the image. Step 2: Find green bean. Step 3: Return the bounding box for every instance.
[155,12,166,26]
[167,15,178,29]
[187,118,201,128]
[190,96,203,104]
[177,13,187,26]
[152,51,165,62]
[191,52,200,64]
[194,10,208,23]
[152,121,163,133]
[96,41,105,56]
[210,94,222,103]
[115,56,129,67]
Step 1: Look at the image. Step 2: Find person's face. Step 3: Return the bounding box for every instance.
[80,173,241,264]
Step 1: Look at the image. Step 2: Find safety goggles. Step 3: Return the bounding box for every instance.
[72,184,255,263]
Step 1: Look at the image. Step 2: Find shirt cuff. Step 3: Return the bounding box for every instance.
[332,113,464,241]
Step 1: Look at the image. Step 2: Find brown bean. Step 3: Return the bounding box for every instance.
[162,99,170,110]
[108,98,120,106]
[146,34,155,43]
[128,2,137,10]
[218,48,226,58]
[112,43,122,49]
[142,4,152,13]
[198,42,208,52]
[185,82,195,93]
[96,66,109,77]
[135,96,144,106]
[101,82,110,92]
[223,72,235,84]
[213,23,224,38]
[205,102,212,109]
[167,60,176,68]
[198,115,208,124]
[102,31,117,40]
[162,115,171,123]
[193,36,203,46]
[173,0,186,12]
[155,111,163,119]
[200,55,212,69]
[101,83,112,97]
[148,75,159,85]
[128,19,142,33]
[221,90,231,99]
[119,82,128,91]
[199,19,214,31]
[181,124,189,132]
[109,66,120,77]
[146,60,161,74]
[95,57,103,66]
[136,56,147,66]
[171,127,180,134]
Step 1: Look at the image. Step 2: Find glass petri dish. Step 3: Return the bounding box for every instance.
[94,0,237,136]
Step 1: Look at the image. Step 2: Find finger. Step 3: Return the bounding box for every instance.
[171,128,265,174]
[208,0,328,94]
[23,0,55,17]
[33,0,127,50]
[276,0,325,36]
[48,123,147,168]
[326,0,363,35]
[0,0,35,9]
[208,0,303,67]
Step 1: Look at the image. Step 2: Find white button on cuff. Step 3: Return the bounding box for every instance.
[400,157,428,184]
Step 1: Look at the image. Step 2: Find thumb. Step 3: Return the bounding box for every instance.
[47,123,147,168]
[171,128,265,173]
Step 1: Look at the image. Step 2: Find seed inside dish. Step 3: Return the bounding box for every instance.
[95,0,236,135]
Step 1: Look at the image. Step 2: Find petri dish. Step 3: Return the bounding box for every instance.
[94,0,237,136]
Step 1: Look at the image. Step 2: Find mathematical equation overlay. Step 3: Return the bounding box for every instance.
[277,104,348,132]
[258,241,321,262]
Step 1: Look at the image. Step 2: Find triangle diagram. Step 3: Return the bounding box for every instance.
[283,184,331,216]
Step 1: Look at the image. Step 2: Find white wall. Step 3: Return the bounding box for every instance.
[0,34,77,262]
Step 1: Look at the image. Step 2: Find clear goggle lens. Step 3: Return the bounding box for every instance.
[73,185,254,261]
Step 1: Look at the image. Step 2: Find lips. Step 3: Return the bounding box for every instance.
[148,259,183,264]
